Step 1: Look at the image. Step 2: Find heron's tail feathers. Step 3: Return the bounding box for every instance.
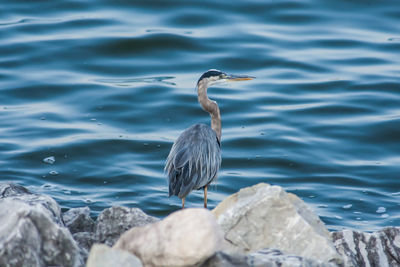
[168,163,199,199]
[168,170,182,197]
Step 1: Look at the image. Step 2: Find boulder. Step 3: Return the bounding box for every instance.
[62,207,96,262]
[212,183,342,264]
[0,183,63,225]
[332,227,400,267]
[63,206,95,234]
[94,206,159,246]
[87,244,142,267]
[0,183,83,267]
[202,248,337,267]
[114,208,223,267]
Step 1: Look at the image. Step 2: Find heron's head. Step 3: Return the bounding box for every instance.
[197,69,254,88]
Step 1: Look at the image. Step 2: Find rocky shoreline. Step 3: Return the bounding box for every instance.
[0,182,399,267]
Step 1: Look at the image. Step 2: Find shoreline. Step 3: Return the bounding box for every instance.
[1,182,399,267]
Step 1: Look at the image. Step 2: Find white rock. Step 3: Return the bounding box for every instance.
[87,244,142,267]
[114,208,223,267]
[212,183,342,264]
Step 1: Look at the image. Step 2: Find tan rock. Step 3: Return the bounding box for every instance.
[213,183,342,264]
[114,208,222,267]
[86,244,142,267]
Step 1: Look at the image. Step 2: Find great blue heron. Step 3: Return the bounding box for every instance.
[165,69,254,208]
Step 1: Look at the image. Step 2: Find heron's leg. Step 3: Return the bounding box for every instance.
[204,186,208,208]
[181,197,185,209]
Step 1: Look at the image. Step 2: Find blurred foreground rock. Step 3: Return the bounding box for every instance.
[114,208,222,267]
[213,183,343,265]
[86,244,142,267]
[0,183,83,267]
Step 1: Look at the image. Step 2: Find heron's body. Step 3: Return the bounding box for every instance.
[165,69,253,208]
[165,123,221,199]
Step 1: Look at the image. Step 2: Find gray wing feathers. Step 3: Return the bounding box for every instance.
[173,147,190,169]
[165,124,221,199]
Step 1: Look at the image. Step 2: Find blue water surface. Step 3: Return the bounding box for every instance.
[1,0,399,231]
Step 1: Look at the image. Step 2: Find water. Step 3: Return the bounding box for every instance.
[1,0,399,232]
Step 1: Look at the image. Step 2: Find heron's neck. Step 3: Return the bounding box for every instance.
[197,81,221,141]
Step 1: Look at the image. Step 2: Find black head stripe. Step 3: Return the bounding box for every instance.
[197,70,223,84]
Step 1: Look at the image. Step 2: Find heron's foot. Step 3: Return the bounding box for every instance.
[181,197,185,209]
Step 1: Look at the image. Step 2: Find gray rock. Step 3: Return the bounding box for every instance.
[114,208,223,267]
[200,251,249,267]
[202,249,338,267]
[0,183,83,267]
[94,206,159,246]
[332,227,400,267]
[73,232,96,252]
[247,248,338,267]
[63,206,95,234]
[213,183,343,265]
[87,244,142,267]
[62,206,96,264]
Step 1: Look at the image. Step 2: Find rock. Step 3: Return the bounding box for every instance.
[73,232,96,252]
[114,208,223,267]
[0,183,31,197]
[247,248,337,267]
[0,183,83,267]
[63,206,95,234]
[202,249,337,267]
[213,183,342,264]
[332,227,400,267]
[201,251,248,267]
[87,244,142,267]
[62,207,96,264]
[94,206,159,246]
[0,183,63,225]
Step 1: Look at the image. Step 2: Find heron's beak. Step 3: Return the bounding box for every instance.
[225,74,255,81]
